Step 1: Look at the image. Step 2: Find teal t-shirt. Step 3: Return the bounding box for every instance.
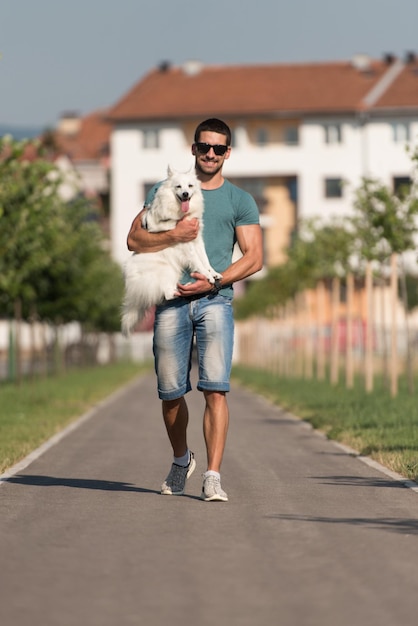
[144,178,260,298]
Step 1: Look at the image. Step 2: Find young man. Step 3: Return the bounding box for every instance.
[127,118,263,501]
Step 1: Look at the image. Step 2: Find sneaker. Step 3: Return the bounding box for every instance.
[200,474,228,502]
[161,452,196,495]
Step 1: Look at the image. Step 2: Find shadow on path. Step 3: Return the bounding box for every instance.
[4,474,159,494]
[4,474,203,500]
[311,474,407,489]
[266,513,418,535]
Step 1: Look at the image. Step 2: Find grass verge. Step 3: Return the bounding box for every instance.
[0,361,149,474]
[232,365,418,483]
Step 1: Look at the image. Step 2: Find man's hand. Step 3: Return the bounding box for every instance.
[175,272,213,297]
[172,217,200,243]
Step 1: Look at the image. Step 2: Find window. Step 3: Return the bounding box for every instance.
[325,178,343,198]
[392,122,410,143]
[393,176,412,199]
[256,128,269,146]
[142,128,160,149]
[324,124,342,144]
[284,126,299,145]
[142,183,155,206]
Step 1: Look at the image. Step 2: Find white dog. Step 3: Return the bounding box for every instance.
[121,166,222,336]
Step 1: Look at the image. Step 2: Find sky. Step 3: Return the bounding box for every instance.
[1,0,418,130]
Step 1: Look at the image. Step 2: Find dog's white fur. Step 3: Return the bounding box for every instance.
[121,166,222,336]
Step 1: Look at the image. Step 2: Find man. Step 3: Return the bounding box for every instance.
[127,118,263,501]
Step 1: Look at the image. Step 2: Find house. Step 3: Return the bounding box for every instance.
[49,109,112,234]
[107,54,418,274]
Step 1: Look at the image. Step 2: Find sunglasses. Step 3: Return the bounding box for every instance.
[195,142,229,156]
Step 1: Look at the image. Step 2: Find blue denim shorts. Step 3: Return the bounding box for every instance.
[153,294,234,400]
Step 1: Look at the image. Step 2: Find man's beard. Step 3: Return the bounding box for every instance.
[195,159,223,177]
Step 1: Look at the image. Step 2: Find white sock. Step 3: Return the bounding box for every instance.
[174,449,190,467]
[204,470,220,480]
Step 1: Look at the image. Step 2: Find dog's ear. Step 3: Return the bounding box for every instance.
[167,164,173,177]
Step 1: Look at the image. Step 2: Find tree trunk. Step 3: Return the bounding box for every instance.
[345,273,354,389]
[14,299,22,385]
[330,277,340,385]
[399,255,414,394]
[316,280,326,381]
[390,253,399,398]
[365,262,374,393]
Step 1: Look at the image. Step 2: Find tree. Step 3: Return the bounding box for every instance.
[234,217,355,319]
[0,137,124,333]
[352,167,418,395]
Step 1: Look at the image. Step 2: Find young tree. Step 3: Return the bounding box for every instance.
[0,137,125,372]
[352,166,418,394]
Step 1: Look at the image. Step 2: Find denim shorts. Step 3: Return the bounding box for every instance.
[153,294,234,400]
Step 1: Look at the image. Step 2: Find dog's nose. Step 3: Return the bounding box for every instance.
[182,191,189,200]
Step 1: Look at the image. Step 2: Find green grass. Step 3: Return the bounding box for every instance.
[3,360,418,483]
[0,361,150,474]
[232,365,418,482]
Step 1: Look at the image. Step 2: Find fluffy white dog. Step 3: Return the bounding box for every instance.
[121,166,222,336]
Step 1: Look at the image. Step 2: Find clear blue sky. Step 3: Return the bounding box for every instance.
[2,0,417,129]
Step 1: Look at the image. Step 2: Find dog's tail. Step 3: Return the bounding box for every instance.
[121,310,138,338]
[121,304,148,338]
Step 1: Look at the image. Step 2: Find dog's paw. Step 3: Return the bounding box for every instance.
[207,271,222,282]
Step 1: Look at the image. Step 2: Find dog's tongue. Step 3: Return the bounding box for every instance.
[181,199,190,213]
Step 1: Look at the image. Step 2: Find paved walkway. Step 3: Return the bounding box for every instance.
[1,372,418,626]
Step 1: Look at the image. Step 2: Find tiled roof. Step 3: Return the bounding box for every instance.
[373,63,418,109]
[55,109,111,161]
[107,59,417,122]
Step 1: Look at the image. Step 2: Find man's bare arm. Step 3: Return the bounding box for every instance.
[127,209,200,253]
[176,224,263,297]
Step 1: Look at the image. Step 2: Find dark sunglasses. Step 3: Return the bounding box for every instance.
[195,142,229,156]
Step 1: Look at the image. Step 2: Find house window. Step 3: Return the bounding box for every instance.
[324,124,342,144]
[325,178,343,198]
[142,183,155,206]
[393,176,412,198]
[284,126,299,145]
[392,122,410,143]
[256,128,269,146]
[143,129,160,149]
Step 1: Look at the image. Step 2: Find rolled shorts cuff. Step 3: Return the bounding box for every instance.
[157,382,192,401]
[197,380,230,393]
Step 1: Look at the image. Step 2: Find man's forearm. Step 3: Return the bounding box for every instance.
[127,211,200,253]
[127,225,177,253]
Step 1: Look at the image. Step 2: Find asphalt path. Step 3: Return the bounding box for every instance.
[1,371,418,626]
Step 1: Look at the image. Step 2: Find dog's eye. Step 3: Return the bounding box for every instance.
[188,185,194,189]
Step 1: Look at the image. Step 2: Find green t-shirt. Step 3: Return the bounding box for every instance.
[144,178,260,298]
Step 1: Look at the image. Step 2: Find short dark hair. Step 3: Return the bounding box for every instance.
[194,118,231,146]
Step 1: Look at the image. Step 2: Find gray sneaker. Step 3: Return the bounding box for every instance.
[200,474,228,502]
[161,452,196,495]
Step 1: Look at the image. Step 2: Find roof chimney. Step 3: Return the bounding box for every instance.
[351,54,371,72]
[158,60,171,72]
[57,111,81,136]
[405,51,416,64]
[182,60,203,76]
[383,53,396,65]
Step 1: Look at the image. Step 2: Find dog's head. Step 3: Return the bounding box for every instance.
[167,165,200,214]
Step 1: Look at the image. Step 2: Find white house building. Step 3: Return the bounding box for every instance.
[107,54,418,271]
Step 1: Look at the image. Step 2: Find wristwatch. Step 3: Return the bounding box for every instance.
[211,278,222,293]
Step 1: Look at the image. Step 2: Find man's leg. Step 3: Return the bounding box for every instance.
[202,390,229,473]
[194,295,233,501]
[160,396,196,495]
[154,300,195,495]
[162,396,189,458]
